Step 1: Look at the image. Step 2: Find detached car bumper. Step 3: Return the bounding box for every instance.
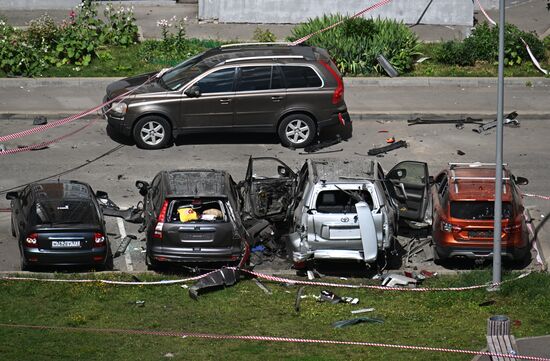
[23,247,108,266]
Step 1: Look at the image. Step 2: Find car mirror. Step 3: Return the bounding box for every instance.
[135,180,149,196]
[306,208,317,215]
[96,190,109,199]
[5,191,18,200]
[277,165,289,177]
[515,176,529,186]
[184,85,201,98]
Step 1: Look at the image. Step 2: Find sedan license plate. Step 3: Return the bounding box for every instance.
[51,240,81,248]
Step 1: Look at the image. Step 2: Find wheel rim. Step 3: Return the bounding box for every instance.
[285,119,310,145]
[140,120,165,146]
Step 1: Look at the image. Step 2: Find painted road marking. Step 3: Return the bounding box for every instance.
[116,218,133,271]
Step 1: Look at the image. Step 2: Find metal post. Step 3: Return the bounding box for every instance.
[492,0,506,287]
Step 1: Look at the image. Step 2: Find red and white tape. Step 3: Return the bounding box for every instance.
[291,0,394,45]
[475,0,548,75]
[1,268,531,291]
[1,323,549,360]
[523,193,550,201]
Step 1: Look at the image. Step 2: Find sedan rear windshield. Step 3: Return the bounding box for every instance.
[315,190,374,214]
[450,201,513,220]
[168,198,228,223]
[30,200,99,225]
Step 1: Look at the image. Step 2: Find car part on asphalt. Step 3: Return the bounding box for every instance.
[114,235,137,258]
[367,140,407,156]
[332,317,384,329]
[188,267,240,300]
[302,135,342,153]
[457,150,466,156]
[381,274,417,287]
[103,44,350,149]
[473,111,519,133]
[407,117,482,126]
[33,116,47,125]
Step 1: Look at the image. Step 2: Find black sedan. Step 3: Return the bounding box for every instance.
[7,180,113,271]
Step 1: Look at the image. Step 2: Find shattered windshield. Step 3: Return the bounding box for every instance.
[315,190,374,213]
[450,201,513,220]
[160,53,209,90]
[30,199,99,225]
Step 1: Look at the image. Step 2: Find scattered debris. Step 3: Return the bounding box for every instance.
[351,308,375,314]
[114,235,137,258]
[367,140,407,156]
[457,150,466,156]
[404,237,433,266]
[303,135,341,153]
[378,130,389,133]
[332,317,384,329]
[0,144,5,152]
[381,274,417,288]
[473,111,519,133]
[479,300,496,307]
[33,115,48,125]
[295,286,305,312]
[299,148,343,155]
[135,300,145,307]
[189,268,239,300]
[407,117,482,126]
[377,54,399,77]
[386,137,395,144]
[253,278,272,295]
[131,275,142,283]
[317,290,359,305]
[164,352,174,358]
[416,56,430,63]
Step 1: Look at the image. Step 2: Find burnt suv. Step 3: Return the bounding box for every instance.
[135,170,251,269]
[103,43,350,149]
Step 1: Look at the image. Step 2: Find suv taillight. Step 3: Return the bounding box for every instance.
[153,200,169,239]
[25,233,38,248]
[94,232,106,247]
[319,60,344,105]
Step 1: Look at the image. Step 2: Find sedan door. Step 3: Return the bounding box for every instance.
[179,67,236,130]
[386,161,430,222]
[232,65,286,131]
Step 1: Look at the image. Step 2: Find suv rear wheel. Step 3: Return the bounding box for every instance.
[278,114,316,148]
[133,116,172,149]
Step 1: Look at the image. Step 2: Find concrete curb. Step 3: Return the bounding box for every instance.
[1,76,549,89]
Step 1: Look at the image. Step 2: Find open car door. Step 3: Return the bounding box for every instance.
[385,161,430,222]
[241,157,296,223]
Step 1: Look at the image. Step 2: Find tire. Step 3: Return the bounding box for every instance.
[133,116,172,150]
[278,114,316,148]
[20,253,30,271]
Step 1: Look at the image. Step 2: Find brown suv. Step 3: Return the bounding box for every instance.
[103,43,350,149]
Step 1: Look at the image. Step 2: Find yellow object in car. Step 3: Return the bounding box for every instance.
[177,207,198,222]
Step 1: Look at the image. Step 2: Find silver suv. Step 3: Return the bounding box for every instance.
[240,158,430,269]
[103,43,350,149]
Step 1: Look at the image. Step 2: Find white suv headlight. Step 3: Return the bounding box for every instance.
[111,102,128,115]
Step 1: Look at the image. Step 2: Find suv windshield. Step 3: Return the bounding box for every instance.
[450,201,513,220]
[30,199,99,225]
[160,53,209,90]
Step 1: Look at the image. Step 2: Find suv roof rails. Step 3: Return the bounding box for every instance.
[449,162,508,169]
[220,42,293,48]
[449,168,510,194]
[221,55,305,64]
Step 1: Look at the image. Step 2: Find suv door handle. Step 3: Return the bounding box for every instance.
[219,98,231,104]
[271,96,284,102]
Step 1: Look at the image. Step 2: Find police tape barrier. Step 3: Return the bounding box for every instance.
[0,74,157,145]
[1,268,531,291]
[523,193,550,201]
[290,0,394,45]
[474,0,549,75]
[0,323,549,360]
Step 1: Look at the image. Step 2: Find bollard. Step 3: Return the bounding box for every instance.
[487,315,510,336]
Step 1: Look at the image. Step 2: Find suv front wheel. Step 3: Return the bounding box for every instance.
[278,114,316,148]
[133,116,172,149]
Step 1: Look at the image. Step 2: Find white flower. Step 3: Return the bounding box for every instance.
[183,17,188,22]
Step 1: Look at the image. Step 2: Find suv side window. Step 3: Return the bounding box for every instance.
[281,66,322,88]
[196,68,236,93]
[150,175,162,210]
[236,66,271,91]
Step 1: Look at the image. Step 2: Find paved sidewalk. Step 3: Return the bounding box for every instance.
[0,77,548,120]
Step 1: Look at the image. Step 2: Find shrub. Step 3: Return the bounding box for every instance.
[434,23,546,67]
[0,19,48,76]
[252,27,276,42]
[289,15,419,76]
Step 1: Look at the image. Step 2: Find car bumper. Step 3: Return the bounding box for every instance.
[23,247,108,266]
[435,245,528,261]
[318,110,351,129]
[149,245,242,264]
[103,96,132,137]
[293,249,373,263]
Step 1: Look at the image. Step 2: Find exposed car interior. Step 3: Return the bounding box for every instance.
[167,198,228,223]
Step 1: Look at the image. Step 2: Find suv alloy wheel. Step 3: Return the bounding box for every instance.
[133,116,172,149]
[278,114,316,148]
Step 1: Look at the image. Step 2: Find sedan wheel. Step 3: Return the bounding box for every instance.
[278,114,316,148]
[133,116,172,149]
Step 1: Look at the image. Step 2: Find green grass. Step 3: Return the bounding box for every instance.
[1,271,549,360]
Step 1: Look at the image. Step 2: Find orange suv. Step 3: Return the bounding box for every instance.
[431,163,530,262]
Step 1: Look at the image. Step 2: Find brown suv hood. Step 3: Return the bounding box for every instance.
[106,71,167,98]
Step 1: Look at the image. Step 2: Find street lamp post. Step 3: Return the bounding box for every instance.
[492,0,506,287]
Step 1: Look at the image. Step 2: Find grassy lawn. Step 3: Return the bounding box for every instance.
[1,271,549,360]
